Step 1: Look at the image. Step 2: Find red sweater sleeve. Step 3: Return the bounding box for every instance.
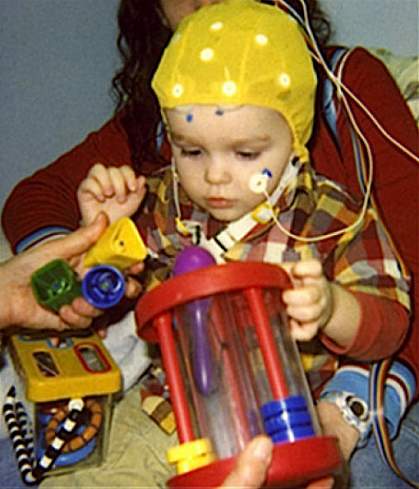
[2,115,133,252]
[321,292,409,360]
[313,47,419,397]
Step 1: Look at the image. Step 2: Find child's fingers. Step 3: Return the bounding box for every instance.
[286,301,324,324]
[284,283,331,327]
[283,284,321,306]
[109,167,129,203]
[89,163,114,196]
[120,166,138,192]
[289,259,323,280]
[284,290,333,336]
[77,178,107,203]
[111,166,144,203]
[289,319,319,342]
[88,162,107,177]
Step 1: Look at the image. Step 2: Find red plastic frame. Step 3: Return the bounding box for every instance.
[136,262,291,341]
[135,262,342,486]
[168,436,342,488]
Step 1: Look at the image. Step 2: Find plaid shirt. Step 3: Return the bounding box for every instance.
[135,162,410,387]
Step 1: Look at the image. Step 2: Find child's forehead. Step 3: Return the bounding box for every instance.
[165,104,292,141]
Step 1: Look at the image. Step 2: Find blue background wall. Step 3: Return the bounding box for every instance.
[1,0,418,209]
[1,0,119,208]
[323,0,418,57]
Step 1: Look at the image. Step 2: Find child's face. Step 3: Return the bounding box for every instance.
[167,104,293,222]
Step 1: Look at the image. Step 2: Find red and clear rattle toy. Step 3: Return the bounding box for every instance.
[135,246,342,488]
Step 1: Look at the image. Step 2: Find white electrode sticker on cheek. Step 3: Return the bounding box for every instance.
[248,168,273,194]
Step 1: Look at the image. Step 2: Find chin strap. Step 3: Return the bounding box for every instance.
[175,160,300,263]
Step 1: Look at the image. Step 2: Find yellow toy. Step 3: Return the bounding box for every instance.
[4,331,121,482]
[84,216,148,270]
[167,438,216,475]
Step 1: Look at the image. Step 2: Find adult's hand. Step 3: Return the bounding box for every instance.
[219,436,273,488]
[219,434,334,489]
[0,212,109,331]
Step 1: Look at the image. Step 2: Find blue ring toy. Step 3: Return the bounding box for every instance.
[261,395,316,444]
[82,265,125,308]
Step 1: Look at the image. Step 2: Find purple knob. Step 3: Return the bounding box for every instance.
[173,246,216,276]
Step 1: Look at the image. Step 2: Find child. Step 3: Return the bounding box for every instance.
[77,0,410,469]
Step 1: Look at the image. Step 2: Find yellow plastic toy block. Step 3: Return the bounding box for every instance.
[84,217,147,270]
[9,331,121,402]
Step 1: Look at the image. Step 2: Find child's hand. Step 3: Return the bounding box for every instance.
[77,163,147,225]
[282,259,333,342]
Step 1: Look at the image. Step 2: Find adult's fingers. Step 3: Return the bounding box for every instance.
[220,436,273,488]
[45,213,109,260]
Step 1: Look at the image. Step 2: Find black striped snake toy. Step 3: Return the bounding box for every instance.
[2,386,86,485]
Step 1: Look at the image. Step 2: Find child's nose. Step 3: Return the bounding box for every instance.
[204,160,230,185]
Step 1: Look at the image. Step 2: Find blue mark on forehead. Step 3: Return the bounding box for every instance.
[186,113,193,122]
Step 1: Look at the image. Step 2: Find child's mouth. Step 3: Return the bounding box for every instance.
[206,197,234,209]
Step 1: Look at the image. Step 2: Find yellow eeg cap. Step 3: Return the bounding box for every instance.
[152,0,317,162]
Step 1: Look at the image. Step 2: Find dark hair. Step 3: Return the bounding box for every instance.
[112,0,171,172]
[112,0,331,173]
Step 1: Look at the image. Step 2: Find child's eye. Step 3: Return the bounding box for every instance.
[180,148,202,158]
[236,151,260,160]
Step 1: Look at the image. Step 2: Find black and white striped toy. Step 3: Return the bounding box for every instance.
[2,386,84,485]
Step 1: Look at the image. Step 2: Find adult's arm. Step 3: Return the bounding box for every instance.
[312,47,419,398]
[2,114,132,253]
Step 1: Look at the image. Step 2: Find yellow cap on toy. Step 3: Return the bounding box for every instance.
[167,438,216,475]
[152,0,317,162]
